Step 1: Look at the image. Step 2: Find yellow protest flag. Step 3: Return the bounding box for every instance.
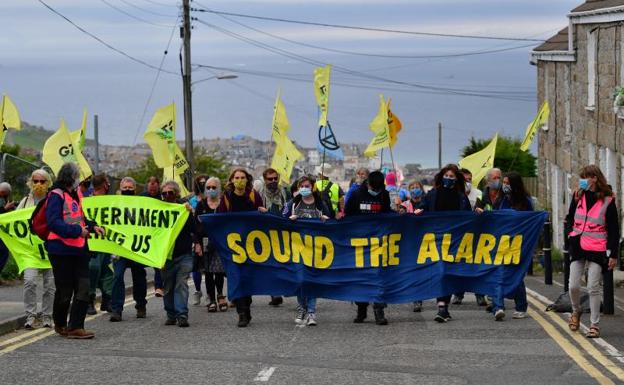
[272,91,290,143]
[162,166,191,197]
[364,95,390,157]
[313,65,331,127]
[271,135,303,184]
[387,100,402,148]
[144,102,176,168]
[42,119,93,180]
[458,133,498,188]
[0,94,22,147]
[71,109,87,151]
[520,101,549,152]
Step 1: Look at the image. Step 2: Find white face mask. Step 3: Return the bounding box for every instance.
[72,179,80,190]
[465,182,472,193]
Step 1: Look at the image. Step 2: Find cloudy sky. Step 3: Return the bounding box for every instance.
[1,0,579,166]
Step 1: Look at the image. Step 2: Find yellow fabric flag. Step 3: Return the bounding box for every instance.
[172,144,189,174]
[313,65,331,127]
[0,95,22,147]
[364,95,390,157]
[458,133,498,188]
[71,109,87,151]
[42,119,93,181]
[520,101,549,151]
[271,135,303,184]
[387,100,402,148]
[272,91,290,143]
[144,103,176,168]
[162,166,191,197]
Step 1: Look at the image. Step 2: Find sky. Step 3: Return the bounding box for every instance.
[1,0,580,167]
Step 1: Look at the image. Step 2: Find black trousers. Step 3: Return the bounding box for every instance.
[49,254,90,330]
[206,273,225,303]
[234,296,252,315]
[437,295,452,305]
[355,302,385,310]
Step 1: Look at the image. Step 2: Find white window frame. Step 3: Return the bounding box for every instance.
[587,29,597,109]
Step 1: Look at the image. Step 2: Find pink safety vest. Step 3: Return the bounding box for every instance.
[47,188,86,248]
[569,194,612,252]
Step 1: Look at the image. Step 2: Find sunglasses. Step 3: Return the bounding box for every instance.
[265,177,279,182]
[32,180,47,184]
[161,191,176,197]
[205,186,218,190]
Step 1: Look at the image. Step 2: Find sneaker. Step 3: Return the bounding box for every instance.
[434,309,451,323]
[374,309,388,326]
[485,303,493,313]
[237,313,250,327]
[269,296,283,307]
[86,301,97,316]
[24,316,35,330]
[155,288,164,298]
[109,313,122,322]
[295,307,306,325]
[178,318,190,327]
[306,313,317,326]
[476,295,488,307]
[193,291,202,306]
[512,311,528,319]
[66,329,95,339]
[495,309,506,321]
[451,295,463,305]
[413,301,422,313]
[42,316,53,328]
[164,318,177,326]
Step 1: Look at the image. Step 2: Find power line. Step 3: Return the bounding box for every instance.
[37,0,179,75]
[140,0,178,7]
[119,0,179,18]
[212,11,539,59]
[100,0,175,27]
[191,6,545,42]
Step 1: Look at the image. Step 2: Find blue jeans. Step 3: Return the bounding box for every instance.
[154,268,163,289]
[492,280,527,312]
[111,258,147,314]
[162,254,193,320]
[297,295,317,313]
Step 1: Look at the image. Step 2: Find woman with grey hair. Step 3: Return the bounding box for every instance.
[17,169,55,329]
[45,163,105,339]
[194,177,227,312]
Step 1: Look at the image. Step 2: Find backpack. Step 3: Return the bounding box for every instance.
[545,290,597,313]
[319,181,336,218]
[29,189,61,241]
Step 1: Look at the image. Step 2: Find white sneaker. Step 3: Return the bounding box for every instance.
[24,316,35,330]
[192,291,202,306]
[494,309,505,321]
[512,311,528,319]
[295,307,306,325]
[42,315,53,328]
[306,313,317,326]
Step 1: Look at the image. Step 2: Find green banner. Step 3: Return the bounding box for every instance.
[0,196,189,272]
[0,207,50,273]
[82,196,189,268]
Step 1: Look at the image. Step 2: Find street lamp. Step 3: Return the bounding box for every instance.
[191,74,238,86]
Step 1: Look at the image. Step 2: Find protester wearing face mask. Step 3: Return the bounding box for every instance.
[384,171,403,212]
[420,164,471,323]
[218,168,264,327]
[345,170,391,325]
[86,174,114,316]
[45,163,105,339]
[193,177,227,313]
[566,165,619,339]
[110,177,149,323]
[18,170,55,329]
[189,175,208,211]
[475,168,502,213]
[400,181,424,215]
[345,167,369,206]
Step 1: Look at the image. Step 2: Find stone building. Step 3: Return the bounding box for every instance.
[531,0,624,248]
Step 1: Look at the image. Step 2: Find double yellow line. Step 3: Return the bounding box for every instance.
[527,291,624,385]
[0,290,156,357]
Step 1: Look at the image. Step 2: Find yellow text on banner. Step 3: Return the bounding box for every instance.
[83,196,190,268]
[0,207,50,274]
[42,119,93,181]
[458,133,498,188]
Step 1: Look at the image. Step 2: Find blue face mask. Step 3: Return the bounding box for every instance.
[579,178,589,191]
[368,189,380,197]
[502,185,512,194]
[206,189,219,198]
[410,188,423,198]
[489,180,501,190]
[299,187,312,197]
[442,177,456,189]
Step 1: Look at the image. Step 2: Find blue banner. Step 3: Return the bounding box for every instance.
[200,211,547,303]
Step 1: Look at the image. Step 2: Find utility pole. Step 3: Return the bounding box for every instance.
[182,0,194,190]
[438,122,442,169]
[94,114,100,174]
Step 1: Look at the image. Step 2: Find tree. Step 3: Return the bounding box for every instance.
[461,136,536,177]
[0,144,47,200]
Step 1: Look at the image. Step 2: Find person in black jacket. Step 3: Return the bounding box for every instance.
[421,164,471,323]
[345,170,391,325]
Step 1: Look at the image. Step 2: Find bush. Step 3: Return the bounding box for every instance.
[0,255,21,281]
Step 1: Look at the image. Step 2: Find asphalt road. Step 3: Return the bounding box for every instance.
[1,286,617,385]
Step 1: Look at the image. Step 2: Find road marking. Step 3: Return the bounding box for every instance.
[526,293,624,381]
[529,276,624,312]
[254,366,276,382]
[528,307,615,385]
[0,290,155,356]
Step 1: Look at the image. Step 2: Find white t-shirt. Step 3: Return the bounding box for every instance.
[466,188,482,210]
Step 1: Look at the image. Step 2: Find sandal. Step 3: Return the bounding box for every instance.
[207,302,217,313]
[586,325,600,338]
[568,312,581,332]
[217,296,228,312]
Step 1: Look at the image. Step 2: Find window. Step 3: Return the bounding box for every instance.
[587,29,597,108]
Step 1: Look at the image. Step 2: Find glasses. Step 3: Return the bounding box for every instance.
[205,186,218,190]
[32,180,47,184]
[161,191,176,197]
[265,177,278,182]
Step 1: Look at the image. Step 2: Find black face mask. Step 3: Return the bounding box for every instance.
[266,181,278,192]
[197,183,206,194]
[121,190,135,196]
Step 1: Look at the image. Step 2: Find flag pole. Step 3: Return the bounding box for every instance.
[389,145,397,176]
[379,148,384,170]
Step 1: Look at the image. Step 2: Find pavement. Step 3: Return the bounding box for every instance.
[1,272,624,384]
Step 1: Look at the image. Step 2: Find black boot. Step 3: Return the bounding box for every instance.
[100,294,112,313]
[268,296,283,306]
[237,313,250,327]
[374,308,388,325]
[353,303,367,323]
[87,295,97,315]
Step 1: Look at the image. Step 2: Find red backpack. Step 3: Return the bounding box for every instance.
[29,189,61,241]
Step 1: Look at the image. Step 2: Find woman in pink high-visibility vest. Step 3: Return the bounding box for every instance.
[566,165,619,338]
